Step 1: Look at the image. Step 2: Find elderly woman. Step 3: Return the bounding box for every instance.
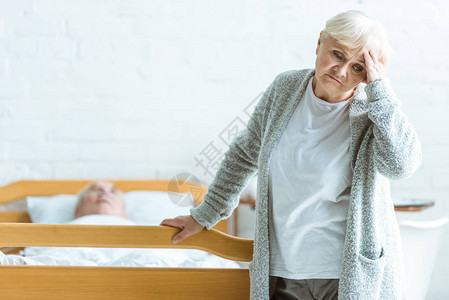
[161,10,421,300]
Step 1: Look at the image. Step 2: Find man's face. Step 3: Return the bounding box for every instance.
[313,32,367,102]
[74,181,126,218]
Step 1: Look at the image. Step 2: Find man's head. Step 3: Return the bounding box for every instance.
[74,181,127,219]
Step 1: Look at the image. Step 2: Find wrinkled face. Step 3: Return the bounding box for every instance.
[74,181,127,219]
[313,32,367,103]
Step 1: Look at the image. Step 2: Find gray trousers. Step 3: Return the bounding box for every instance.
[269,276,339,300]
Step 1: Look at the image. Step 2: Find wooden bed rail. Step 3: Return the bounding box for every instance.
[0,266,251,300]
[0,223,253,262]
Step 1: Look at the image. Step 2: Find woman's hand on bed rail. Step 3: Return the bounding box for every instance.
[160,215,205,244]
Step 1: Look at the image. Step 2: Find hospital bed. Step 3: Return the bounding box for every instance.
[0,180,253,299]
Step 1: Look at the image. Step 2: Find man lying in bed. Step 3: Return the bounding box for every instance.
[0,181,130,265]
[0,181,239,268]
[74,181,128,219]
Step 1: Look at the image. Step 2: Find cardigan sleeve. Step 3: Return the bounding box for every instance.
[365,78,422,179]
[190,77,277,229]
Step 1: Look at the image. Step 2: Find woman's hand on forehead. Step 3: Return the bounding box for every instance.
[364,51,386,84]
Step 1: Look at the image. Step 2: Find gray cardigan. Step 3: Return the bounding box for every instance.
[191,69,422,300]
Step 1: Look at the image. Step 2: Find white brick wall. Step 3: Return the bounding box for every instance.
[0,1,448,298]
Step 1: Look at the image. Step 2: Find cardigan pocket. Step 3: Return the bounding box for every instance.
[358,246,386,264]
[355,247,386,298]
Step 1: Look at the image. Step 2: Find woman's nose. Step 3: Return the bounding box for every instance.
[333,64,348,77]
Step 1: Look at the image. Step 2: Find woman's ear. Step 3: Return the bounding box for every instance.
[316,31,324,55]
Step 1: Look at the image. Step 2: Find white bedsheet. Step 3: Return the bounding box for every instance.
[1,215,240,268]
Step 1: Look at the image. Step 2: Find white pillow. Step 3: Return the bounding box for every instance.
[27,194,78,224]
[123,191,193,225]
[26,191,194,225]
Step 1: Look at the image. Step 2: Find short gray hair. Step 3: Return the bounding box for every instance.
[75,182,97,209]
[322,10,393,66]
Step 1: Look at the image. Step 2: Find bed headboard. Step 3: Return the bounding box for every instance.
[0,179,228,234]
[0,179,207,204]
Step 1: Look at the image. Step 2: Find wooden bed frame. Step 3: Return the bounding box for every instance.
[0,180,253,300]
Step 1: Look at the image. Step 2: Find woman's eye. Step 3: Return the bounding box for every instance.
[353,65,364,72]
[333,51,343,60]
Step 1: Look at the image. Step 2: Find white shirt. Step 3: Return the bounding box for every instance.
[268,77,353,279]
